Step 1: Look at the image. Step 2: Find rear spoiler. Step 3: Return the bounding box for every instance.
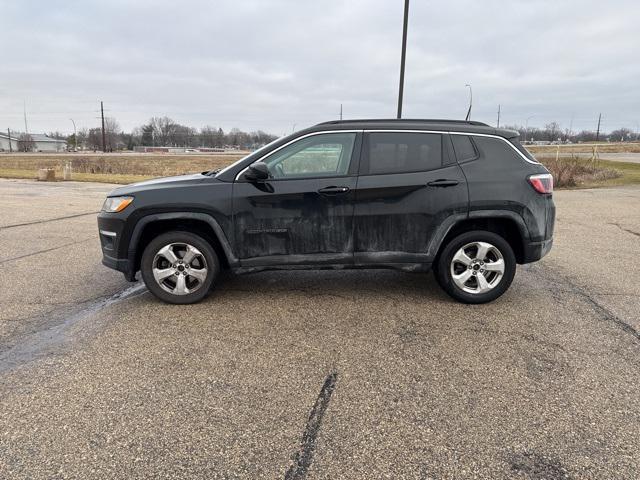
[498,129,520,139]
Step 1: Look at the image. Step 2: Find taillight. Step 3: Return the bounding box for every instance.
[528,173,553,194]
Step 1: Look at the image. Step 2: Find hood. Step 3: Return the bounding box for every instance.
[107,173,212,196]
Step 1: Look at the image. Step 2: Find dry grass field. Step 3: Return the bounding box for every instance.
[0,152,245,184]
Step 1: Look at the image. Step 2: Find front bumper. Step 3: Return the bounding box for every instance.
[98,214,137,281]
[522,237,553,263]
[101,253,135,279]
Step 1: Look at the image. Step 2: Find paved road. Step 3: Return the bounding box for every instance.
[534,151,640,163]
[1,179,639,479]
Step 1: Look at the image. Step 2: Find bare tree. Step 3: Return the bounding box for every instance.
[149,116,178,146]
[77,128,89,150]
[128,120,276,150]
[87,128,102,151]
[103,117,121,151]
[609,128,634,142]
[544,122,562,142]
[17,133,36,152]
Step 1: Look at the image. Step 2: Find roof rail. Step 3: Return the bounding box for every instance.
[317,118,489,127]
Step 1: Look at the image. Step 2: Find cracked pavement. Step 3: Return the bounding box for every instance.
[0,179,639,479]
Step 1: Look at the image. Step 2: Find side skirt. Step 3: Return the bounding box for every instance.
[233,262,431,274]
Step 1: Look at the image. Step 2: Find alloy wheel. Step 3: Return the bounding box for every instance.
[450,241,505,294]
[152,242,208,295]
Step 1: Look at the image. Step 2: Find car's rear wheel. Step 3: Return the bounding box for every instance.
[435,230,516,304]
[141,231,220,304]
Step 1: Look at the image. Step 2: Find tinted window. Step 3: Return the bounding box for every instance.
[509,138,539,163]
[473,136,522,162]
[366,132,442,174]
[451,135,478,162]
[262,133,356,179]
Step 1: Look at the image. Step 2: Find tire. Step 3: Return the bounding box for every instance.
[140,231,220,304]
[435,230,516,304]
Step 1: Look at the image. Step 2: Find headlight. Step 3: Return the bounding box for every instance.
[102,196,133,212]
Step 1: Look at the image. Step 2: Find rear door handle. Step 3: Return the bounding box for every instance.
[318,186,350,195]
[427,179,459,187]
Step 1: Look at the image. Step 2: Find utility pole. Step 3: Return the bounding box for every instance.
[100,101,106,153]
[7,128,12,153]
[595,113,602,141]
[340,104,343,121]
[397,0,410,119]
[496,104,501,128]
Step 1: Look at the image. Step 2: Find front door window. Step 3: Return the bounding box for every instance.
[261,132,356,179]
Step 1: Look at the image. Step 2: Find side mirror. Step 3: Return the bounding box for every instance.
[244,162,270,182]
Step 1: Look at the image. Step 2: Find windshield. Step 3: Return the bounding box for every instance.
[215,136,286,177]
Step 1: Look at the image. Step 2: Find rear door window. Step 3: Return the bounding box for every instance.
[364,132,443,175]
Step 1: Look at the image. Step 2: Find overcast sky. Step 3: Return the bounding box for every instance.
[1,0,638,136]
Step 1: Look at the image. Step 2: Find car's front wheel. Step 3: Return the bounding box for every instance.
[140,231,220,304]
[435,230,516,304]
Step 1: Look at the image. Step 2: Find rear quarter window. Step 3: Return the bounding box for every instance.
[472,136,524,163]
[509,138,539,163]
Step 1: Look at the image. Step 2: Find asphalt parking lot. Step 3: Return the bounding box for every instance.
[1,178,639,479]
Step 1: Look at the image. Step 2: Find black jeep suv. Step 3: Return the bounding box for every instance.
[98,119,554,304]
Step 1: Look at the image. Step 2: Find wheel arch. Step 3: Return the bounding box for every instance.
[128,212,238,277]
[433,212,530,265]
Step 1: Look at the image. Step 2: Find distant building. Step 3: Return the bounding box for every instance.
[133,146,228,153]
[0,131,67,152]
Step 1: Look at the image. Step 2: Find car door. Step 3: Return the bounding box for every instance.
[353,131,468,265]
[233,131,361,267]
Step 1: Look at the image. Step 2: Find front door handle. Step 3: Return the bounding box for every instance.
[427,179,459,187]
[318,186,350,195]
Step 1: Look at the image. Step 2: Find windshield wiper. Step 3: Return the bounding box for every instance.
[203,169,220,176]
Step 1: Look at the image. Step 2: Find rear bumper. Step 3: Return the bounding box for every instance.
[522,237,553,263]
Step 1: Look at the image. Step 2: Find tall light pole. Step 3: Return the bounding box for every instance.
[464,84,473,121]
[69,118,77,151]
[568,113,574,140]
[524,115,535,143]
[397,0,410,119]
[100,101,106,153]
[23,99,29,134]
